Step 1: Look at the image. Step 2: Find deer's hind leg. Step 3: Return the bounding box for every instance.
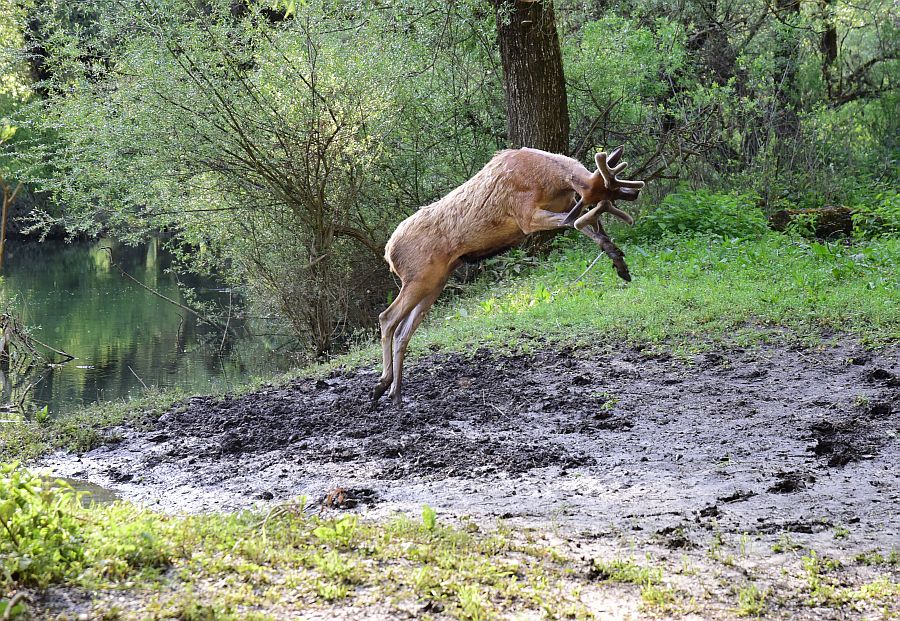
[387,267,455,406]
[372,264,451,407]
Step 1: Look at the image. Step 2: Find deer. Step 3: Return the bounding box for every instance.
[372,146,645,407]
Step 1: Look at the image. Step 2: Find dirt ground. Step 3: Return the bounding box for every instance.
[41,340,899,619]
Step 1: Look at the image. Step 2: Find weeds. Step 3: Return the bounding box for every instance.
[735,583,769,617]
[590,557,663,586]
[0,465,592,619]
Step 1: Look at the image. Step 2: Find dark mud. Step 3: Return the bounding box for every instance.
[44,342,899,556]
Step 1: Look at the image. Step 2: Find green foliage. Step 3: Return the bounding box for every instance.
[591,557,662,586]
[852,186,900,239]
[19,0,502,353]
[422,504,437,531]
[0,462,174,589]
[735,583,768,617]
[414,232,899,355]
[312,515,358,548]
[628,190,768,241]
[0,463,85,588]
[82,507,173,580]
[0,469,594,618]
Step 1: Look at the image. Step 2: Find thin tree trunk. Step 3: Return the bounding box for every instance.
[773,0,802,138]
[820,0,838,100]
[0,180,22,273]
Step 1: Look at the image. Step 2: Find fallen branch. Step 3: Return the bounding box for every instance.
[102,247,228,332]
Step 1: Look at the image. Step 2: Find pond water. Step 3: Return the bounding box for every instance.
[1,238,295,418]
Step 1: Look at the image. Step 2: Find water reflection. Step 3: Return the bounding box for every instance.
[1,238,294,417]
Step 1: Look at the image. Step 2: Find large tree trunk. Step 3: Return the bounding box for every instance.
[491,0,570,154]
[490,0,570,254]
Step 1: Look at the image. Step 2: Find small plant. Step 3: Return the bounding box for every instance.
[802,550,844,606]
[735,583,768,617]
[833,524,850,540]
[456,584,488,621]
[854,550,886,565]
[422,504,437,531]
[771,533,803,553]
[590,558,662,586]
[312,515,357,548]
[739,532,752,556]
[641,584,683,613]
[33,405,50,426]
[0,462,86,588]
[0,593,27,620]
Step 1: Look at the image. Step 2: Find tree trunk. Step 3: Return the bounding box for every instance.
[773,0,802,138]
[819,0,838,100]
[491,1,570,254]
[491,0,570,153]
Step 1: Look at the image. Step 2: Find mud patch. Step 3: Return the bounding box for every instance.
[42,341,899,560]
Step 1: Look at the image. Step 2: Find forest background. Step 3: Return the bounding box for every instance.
[0,0,896,357]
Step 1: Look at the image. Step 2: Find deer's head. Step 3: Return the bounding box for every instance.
[582,146,645,205]
[564,146,645,227]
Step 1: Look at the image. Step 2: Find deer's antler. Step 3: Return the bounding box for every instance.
[562,146,644,226]
[594,148,645,202]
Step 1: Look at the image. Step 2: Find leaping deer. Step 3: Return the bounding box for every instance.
[372,146,645,407]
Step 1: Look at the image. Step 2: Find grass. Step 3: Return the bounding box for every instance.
[734,583,769,617]
[412,232,898,356]
[801,549,900,609]
[0,467,592,620]
[589,556,695,614]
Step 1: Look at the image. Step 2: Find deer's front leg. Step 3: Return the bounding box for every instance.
[575,213,631,282]
[526,206,631,282]
[524,208,571,233]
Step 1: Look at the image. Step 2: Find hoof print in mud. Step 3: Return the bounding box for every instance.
[656,525,694,549]
[808,416,886,467]
[867,368,899,386]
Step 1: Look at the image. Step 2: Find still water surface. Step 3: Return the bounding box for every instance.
[1,239,293,417]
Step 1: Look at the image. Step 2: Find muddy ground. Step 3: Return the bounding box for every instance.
[41,340,899,618]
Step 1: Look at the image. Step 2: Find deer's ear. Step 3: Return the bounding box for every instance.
[594,152,606,170]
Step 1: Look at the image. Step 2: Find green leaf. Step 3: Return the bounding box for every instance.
[422,504,436,531]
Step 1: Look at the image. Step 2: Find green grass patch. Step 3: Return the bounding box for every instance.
[411,232,898,357]
[0,464,591,620]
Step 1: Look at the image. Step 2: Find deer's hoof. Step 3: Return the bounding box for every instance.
[371,382,390,408]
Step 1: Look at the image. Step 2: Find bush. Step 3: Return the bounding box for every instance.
[851,186,900,239]
[0,463,85,588]
[629,190,768,241]
[0,463,173,590]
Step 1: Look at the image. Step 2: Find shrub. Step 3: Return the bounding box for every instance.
[0,463,85,588]
[851,187,900,239]
[629,190,768,241]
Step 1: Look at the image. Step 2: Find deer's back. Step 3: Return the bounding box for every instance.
[385,149,583,279]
